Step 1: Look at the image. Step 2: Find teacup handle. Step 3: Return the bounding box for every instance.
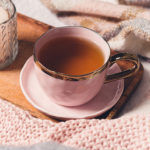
[105,53,140,83]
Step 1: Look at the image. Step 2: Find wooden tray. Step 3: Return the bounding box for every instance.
[0,14,143,122]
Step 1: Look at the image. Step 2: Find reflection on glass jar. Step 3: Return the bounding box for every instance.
[0,0,18,69]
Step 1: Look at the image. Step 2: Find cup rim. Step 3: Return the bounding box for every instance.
[33,26,111,81]
[0,0,16,25]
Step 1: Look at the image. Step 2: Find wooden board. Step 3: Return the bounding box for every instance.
[0,14,143,122]
[0,41,56,122]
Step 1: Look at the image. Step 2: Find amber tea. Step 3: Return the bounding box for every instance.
[38,36,104,75]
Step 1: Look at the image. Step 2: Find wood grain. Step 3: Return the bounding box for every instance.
[17,13,53,42]
[0,41,57,122]
[0,13,143,121]
[105,63,143,119]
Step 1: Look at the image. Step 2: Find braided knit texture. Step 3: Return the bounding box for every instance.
[120,0,150,7]
[1,98,150,150]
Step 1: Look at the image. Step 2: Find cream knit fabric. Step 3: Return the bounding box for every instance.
[40,0,150,58]
[1,98,150,150]
[120,0,150,7]
[104,18,150,57]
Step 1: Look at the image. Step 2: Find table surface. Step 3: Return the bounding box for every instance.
[12,0,150,117]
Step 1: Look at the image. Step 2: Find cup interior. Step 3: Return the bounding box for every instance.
[34,27,110,74]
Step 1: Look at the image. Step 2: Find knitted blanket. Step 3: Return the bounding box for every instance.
[1,98,150,150]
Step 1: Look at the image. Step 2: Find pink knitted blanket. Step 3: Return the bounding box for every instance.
[0,98,150,150]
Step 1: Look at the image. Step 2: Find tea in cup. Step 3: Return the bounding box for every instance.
[33,26,140,106]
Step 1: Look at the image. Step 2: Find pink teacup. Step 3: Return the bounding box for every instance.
[33,26,140,106]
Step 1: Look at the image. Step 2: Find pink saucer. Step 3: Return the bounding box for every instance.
[20,57,124,120]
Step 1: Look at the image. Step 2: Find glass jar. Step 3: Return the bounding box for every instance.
[0,0,18,69]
